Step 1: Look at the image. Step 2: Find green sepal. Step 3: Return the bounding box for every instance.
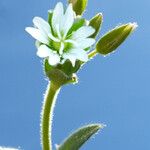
[48,10,54,33]
[96,23,138,55]
[44,59,79,86]
[89,13,103,38]
[48,10,53,26]
[44,59,53,73]
[57,60,81,76]
[46,68,77,86]
[57,124,104,150]
[68,0,88,16]
[68,17,86,36]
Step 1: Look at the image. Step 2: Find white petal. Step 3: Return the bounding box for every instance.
[72,26,95,40]
[56,24,62,39]
[37,45,51,58]
[76,38,95,49]
[48,53,60,66]
[71,49,88,62]
[37,45,60,66]
[33,17,51,34]
[35,40,41,48]
[63,54,76,66]
[25,27,49,44]
[52,2,64,33]
[63,48,88,66]
[61,4,74,38]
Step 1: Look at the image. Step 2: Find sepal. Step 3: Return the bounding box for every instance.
[44,59,80,86]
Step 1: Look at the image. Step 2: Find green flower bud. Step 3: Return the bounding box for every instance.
[96,23,138,55]
[89,13,103,38]
[68,0,88,16]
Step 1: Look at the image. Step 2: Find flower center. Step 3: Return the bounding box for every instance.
[52,39,73,54]
[52,41,61,51]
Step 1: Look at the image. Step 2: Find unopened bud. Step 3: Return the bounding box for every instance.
[89,13,103,38]
[68,0,88,16]
[96,23,138,55]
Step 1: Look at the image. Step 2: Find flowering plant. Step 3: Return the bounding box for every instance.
[1,0,137,149]
[26,2,96,67]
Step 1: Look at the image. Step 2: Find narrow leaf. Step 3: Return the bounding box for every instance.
[96,23,138,55]
[57,124,104,150]
[68,0,88,16]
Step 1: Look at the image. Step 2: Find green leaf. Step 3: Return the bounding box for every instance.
[57,124,104,150]
[89,13,103,38]
[68,0,88,16]
[96,23,138,55]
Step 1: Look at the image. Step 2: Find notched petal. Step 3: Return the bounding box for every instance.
[25,27,49,44]
[63,48,88,66]
[52,2,64,33]
[76,38,96,49]
[33,17,51,34]
[61,4,74,37]
[71,26,95,40]
[37,45,51,58]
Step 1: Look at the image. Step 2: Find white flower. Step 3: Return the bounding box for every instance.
[25,2,95,66]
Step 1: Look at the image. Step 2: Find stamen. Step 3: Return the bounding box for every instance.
[59,42,65,55]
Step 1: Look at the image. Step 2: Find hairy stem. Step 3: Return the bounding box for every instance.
[41,81,61,150]
[88,49,97,59]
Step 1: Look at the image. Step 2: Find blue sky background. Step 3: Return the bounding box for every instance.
[0,0,149,149]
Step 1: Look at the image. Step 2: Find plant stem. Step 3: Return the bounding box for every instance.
[88,49,97,59]
[41,81,61,150]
